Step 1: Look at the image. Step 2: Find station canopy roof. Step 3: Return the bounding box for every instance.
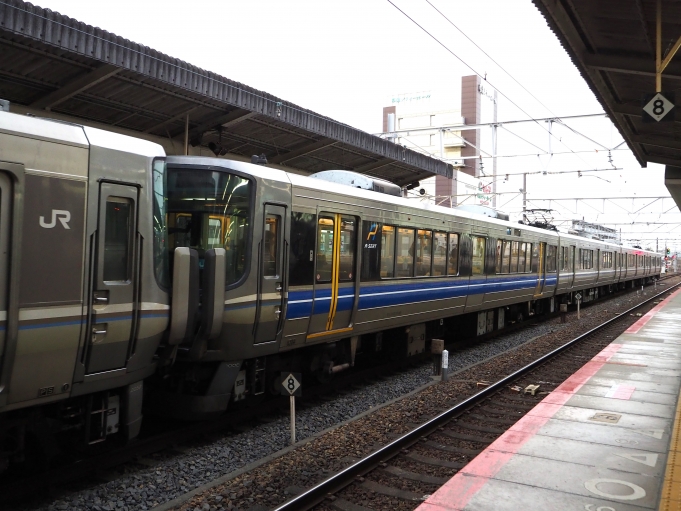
[0,0,452,186]
[532,0,681,208]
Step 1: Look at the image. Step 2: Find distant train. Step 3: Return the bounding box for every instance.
[0,108,661,470]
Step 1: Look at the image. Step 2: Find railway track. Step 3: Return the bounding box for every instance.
[9,277,678,510]
[270,281,681,511]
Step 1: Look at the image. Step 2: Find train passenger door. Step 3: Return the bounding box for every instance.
[254,204,286,344]
[307,213,357,339]
[570,246,576,288]
[534,242,547,296]
[86,183,139,374]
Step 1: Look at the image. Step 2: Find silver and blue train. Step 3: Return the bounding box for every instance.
[0,108,661,469]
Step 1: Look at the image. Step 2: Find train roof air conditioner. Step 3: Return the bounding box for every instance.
[308,170,402,197]
[456,204,510,221]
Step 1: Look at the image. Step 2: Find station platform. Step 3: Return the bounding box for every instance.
[417,286,681,511]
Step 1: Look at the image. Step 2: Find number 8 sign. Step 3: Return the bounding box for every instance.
[642,92,675,122]
[280,372,302,397]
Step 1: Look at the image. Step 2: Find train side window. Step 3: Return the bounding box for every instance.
[518,242,527,273]
[472,236,486,275]
[501,241,511,273]
[289,212,316,286]
[339,216,356,281]
[361,221,380,281]
[381,225,396,278]
[316,216,334,282]
[531,243,539,272]
[546,245,557,272]
[263,215,280,277]
[511,241,520,273]
[447,233,459,275]
[416,230,432,276]
[396,228,415,278]
[103,197,132,282]
[495,240,502,273]
[525,244,532,273]
[432,232,447,276]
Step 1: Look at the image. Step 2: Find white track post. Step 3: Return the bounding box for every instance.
[441,349,449,382]
[290,395,296,445]
[577,298,581,320]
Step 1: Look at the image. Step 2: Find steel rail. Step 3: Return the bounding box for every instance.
[273,280,681,511]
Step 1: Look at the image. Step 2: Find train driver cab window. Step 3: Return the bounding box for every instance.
[104,197,132,282]
[472,236,486,275]
[396,228,415,277]
[416,230,432,276]
[447,233,459,275]
[316,217,334,282]
[432,232,447,276]
[154,162,253,289]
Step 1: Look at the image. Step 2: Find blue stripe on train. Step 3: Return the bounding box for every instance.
[286,274,558,319]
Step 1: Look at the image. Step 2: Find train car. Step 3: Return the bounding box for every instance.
[0,111,168,469]
[0,109,662,469]
[151,156,661,419]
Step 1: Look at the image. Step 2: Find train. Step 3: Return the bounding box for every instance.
[0,107,661,470]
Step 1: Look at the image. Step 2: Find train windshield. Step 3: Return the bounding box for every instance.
[152,160,252,289]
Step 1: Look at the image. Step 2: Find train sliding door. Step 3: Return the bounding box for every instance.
[86,182,140,374]
[254,204,286,344]
[307,213,357,340]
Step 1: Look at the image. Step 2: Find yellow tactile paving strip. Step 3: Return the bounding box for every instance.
[660,391,681,510]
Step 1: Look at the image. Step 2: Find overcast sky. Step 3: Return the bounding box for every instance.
[33,0,681,249]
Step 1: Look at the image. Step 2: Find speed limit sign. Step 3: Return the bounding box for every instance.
[280,372,302,397]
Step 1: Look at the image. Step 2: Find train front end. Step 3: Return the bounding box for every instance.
[150,156,291,419]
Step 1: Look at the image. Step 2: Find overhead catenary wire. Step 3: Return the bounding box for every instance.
[425,0,557,117]
[385,0,593,169]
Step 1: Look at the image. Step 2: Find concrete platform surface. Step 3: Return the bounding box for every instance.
[417,287,681,511]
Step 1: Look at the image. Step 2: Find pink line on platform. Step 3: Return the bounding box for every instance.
[415,343,622,511]
[625,287,681,334]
